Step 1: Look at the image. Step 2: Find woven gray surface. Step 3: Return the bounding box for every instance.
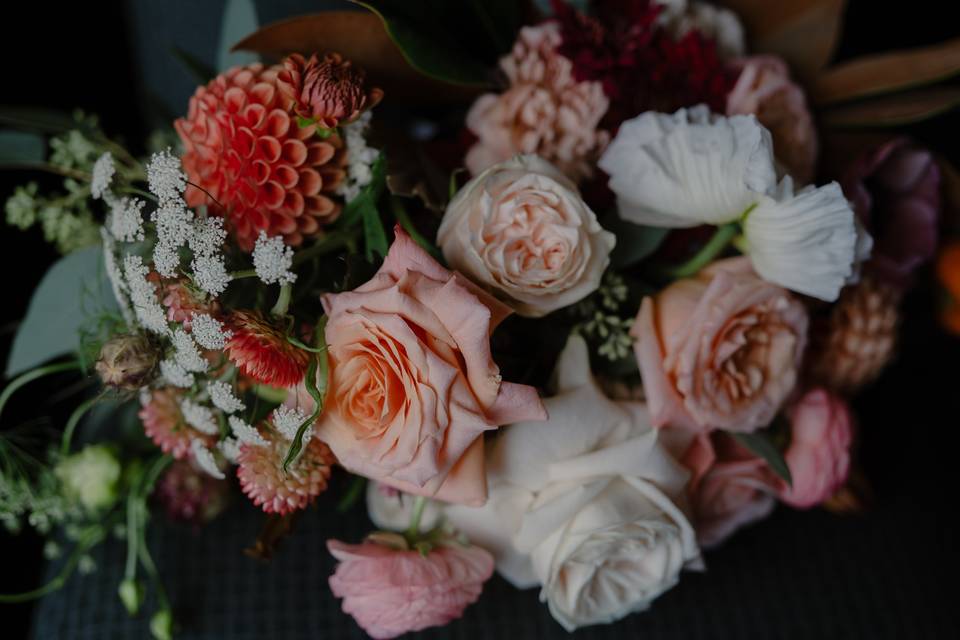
[30,481,959,640]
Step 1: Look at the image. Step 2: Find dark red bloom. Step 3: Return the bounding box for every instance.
[551,0,736,128]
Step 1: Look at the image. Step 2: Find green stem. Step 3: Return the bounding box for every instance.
[116,186,157,202]
[0,361,82,423]
[292,229,359,266]
[405,496,428,540]
[336,475,367,513]
[60,391,106,456]
[656,222,740,280]
[391,198,442,260]
[229,268,258,279]
[0,526,104,603]
[270,283,293,317]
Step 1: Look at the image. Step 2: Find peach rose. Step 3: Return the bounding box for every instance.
[727,55,818,185]
[683,433,784,548]
[328,539,494,639]
[303,228,547,506]
[438,155,616,317]
[633,257,808,433]
[779,388,854,508]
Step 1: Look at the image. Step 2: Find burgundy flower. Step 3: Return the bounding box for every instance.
[841,138,941,289]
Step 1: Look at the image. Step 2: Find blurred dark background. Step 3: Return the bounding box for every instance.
[2,1,959,638]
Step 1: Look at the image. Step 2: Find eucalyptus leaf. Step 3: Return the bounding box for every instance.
[0,130,45,167]
[352,0,521,85]
[732,431,793,486]
[5,246,117,378]
[217,0,259,72]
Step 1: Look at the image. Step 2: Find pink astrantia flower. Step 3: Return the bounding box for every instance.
[296,227,547,506]
[779,388,854,508]
[465,23,610,182]
[139,389,212,459]
[327,539,494,639]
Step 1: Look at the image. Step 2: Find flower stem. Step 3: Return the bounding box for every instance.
[0,361,82,423]
[270,283,293,317]
[655,221,740,280]
[405,496,428,540]
[292,229,359,266]
[60,391,107,456]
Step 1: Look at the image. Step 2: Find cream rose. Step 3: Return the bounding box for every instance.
[438,155,616,317]
[633,257,808,433]
[300,228,547,506]
[446,337,699,631]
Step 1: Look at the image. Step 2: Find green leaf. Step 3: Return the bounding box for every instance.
[0,106,77,134]
[361,201,389,262]
[5,245,117,378]
[282,317,329,472]
[732,431,793,486]
[170,46,216,84]
[0,130,45,167]
[351,0,521,85]
[601,212,671,269]
[338,153,387,229]
[217,0,259,72]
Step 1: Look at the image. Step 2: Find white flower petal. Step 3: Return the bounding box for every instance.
[744,179,868,301]
[191,439,225,480]
[598,106,776,227]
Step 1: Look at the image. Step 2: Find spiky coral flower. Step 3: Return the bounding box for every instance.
[139,389,213,459]
[223,310,310,388]
[237,430,335,514]
[277,53,383,129]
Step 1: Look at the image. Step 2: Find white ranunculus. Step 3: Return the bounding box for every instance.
[438,154,615,317]
[364,481,443,533]
[597,105,776,228]
[744,178,873,301]
[446,337,700,631]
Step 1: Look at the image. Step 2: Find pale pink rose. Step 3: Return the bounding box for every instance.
[632,257,808,433]
[465,23,609,182]
[328,539,494,639]
[301,228,547,506]
[439,155,616,317]
[727,55,818,185]
[685,433,784,548]
[779,388,854,508]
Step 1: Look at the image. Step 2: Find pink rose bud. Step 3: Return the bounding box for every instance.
[779,388,854,508]
[327,539,494,639]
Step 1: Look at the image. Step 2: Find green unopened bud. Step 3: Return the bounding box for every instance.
[95,333,160,390]
[150,608,174,640]
[118,578,145,615]
[54,444,122,512]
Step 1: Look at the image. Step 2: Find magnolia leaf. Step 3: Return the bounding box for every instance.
[217,0,259,71]
[732,431,793,486]
[352,0,513,86]
[821,87,960,128]
[6,246,117,378]
[607,219,670,269]
[232,12,480,104]
[0,130,45,167]
[812,37,960,106]
[720,0,846,81]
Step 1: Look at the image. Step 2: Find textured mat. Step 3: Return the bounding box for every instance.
[30,478,959,640]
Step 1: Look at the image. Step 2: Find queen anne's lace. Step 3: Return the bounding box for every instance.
[229,416,269,447]
[159,359,194,388]
[179,398,219,435]
[209,381,245,414]
[271,406,310,441]
[191,439,225,480]
[91,153,115,200]
[252,232,297,285]
[171,329,207,373]
[107,197,146,242]
[191,254,231,296]
[146,149,187,205]
[190,313,232,350]
[122,255,169,335]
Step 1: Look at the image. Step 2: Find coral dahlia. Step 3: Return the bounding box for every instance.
[175,63,349,251]
[223,310,310,388]
[139,388,213,459]
[277,53,383,129]
[237,431,334,514]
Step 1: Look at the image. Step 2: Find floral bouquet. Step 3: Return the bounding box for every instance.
[1,0,955,638]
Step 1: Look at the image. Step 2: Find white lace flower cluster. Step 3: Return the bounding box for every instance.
[253,231,297,285]
[598,106,871,301]
[337,111,378,203]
